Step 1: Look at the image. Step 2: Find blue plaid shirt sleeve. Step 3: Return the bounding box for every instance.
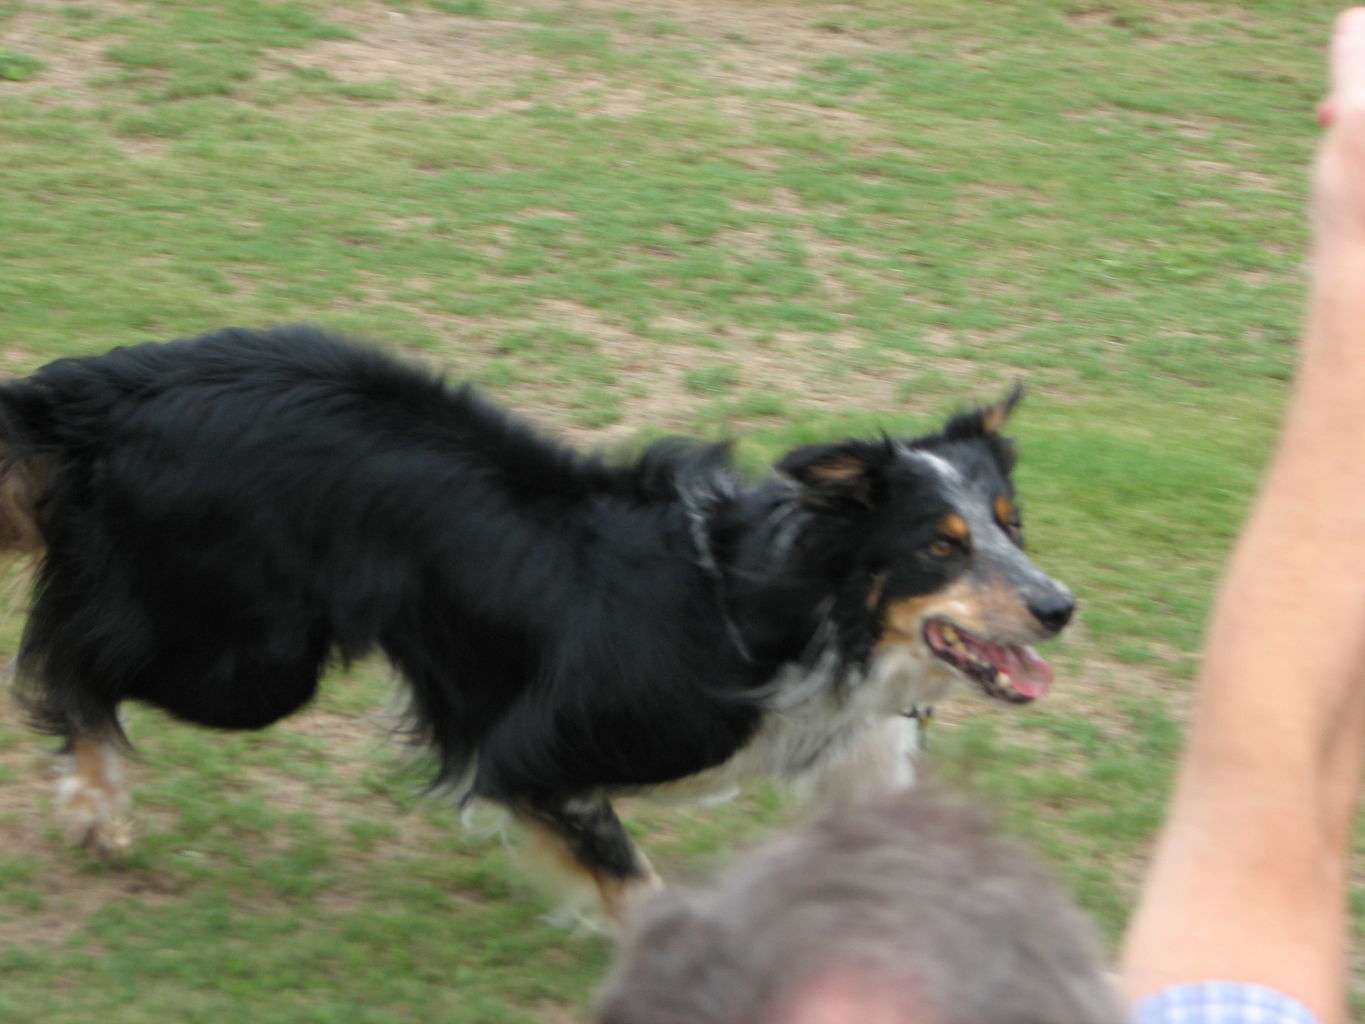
[1132,982,1321,1024]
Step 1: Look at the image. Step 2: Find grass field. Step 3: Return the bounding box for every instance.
[0,0,1356,1020]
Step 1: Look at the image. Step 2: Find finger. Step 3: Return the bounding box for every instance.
[1318,97,1336,127]
[1331,7,1365,105]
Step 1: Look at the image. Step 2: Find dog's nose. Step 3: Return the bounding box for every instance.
[1028,593,1075,634]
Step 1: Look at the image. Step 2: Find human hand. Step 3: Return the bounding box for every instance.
[1312,8,1365,247]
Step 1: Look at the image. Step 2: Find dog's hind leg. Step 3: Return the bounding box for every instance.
[516,794,662,927]
[57,734,132,857]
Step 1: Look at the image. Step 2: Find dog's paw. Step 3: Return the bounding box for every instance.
[57,774,132,857]
[597,865,665,927]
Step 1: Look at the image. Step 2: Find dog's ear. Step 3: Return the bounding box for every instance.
[942,380,1024,441]
[777,439,894,510]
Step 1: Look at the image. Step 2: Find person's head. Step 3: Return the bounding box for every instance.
[596,784,1123,1024]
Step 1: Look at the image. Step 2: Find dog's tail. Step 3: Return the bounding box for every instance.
[0,456,46,554]
[0,393,57,735]
[0,402,48,555]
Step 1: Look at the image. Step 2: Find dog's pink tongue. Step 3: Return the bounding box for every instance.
[1001,645,1053,700]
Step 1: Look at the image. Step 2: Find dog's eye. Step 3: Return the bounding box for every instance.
[926,539,956,558]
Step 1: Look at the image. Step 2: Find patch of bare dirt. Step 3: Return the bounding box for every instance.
[1064,1,1231,46]
[509,297,1003,447]
[0,0,127,107]
[570,0,894,69]
[275,6,544,105]
[273,0,902,125]
[385,290,1062,453]
[0,1,182,161]
[1182,158,1286,195]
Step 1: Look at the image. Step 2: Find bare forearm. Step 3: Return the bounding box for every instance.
[1119,233,1365,1024]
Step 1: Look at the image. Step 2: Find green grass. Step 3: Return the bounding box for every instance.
[0,0,1356,1019]
[0,48,45,81]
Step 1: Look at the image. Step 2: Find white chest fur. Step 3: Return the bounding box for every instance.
[641,641,960,805]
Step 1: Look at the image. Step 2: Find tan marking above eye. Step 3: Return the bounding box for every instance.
[940,513,970,542]
[993,495,1017,527]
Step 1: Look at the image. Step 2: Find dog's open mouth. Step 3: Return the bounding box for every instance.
[923,619,1053,704]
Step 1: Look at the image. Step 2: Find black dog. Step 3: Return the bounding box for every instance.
[0,325,1073,919]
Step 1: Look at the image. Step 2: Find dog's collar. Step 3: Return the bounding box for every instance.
[901,704,934,723]
[902,703,934,735]
[683,495,755,664]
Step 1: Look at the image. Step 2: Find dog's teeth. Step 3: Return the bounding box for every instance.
[941,625,959,643]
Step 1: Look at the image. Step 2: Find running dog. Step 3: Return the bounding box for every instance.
[0,325,1073,919]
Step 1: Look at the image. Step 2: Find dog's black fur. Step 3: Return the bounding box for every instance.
[0,325,1073,917]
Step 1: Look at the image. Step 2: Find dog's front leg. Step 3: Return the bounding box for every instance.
[516,793,661,926]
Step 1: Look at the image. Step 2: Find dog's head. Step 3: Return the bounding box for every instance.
[778,385,1073,706]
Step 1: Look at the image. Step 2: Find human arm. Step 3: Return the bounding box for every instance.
[1118,11,1365,1022]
